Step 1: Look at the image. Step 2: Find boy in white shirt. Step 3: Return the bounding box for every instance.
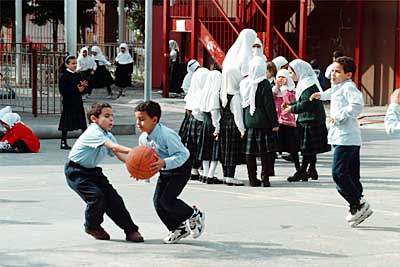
[384,88,400,136]
[310,56,373,227]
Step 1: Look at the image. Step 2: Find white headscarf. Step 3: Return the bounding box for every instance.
[289,59,323,100]
[0,106,12,132]
[77,47,96,71]
[272,56,288,70]
[0,113,21,128]
[273,69,295,96]
[240,56,267,116]
[91,46,111,66]
[181,59,200,93]
[169,40,179,52]
[200,71,222,112]
[184,67,210,111]
[116,43,134,64]
[252,38,263,57]
[220,67,242,108]
[222,29,257,77]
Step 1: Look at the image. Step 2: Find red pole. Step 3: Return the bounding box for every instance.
[354,0,363,88]
[162,0,170,98]
[298,0,307,59]
[395,0,400,88]
[266,0,274,60]
[191,0,198,59]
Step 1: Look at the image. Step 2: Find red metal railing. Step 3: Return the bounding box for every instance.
[273,26,299,61]
[170,0,192,18]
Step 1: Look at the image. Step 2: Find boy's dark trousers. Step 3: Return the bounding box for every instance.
[332,145,363,206]
[65,161,139,234]
[153,160,194,231]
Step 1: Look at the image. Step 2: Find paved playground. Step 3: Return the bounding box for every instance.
[1,92,399,267]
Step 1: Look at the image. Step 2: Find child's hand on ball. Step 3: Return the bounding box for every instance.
[150,159,166,173]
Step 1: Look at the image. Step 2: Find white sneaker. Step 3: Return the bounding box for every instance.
[225,177,244,186]
[187,206,205,239]
[163,222,190,244]
[346,202,373,227]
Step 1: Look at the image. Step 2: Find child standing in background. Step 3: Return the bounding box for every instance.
[58,55,88,150]
[197,70,224,184]
[115,43,134,97]
[77,47,97,100]
[219,67,246,186]
[240,56,279,187]
[272,69,301,179]
[91,46,114,98]
[284,59,331,182]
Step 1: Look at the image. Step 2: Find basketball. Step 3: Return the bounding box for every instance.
[125,146,159,179]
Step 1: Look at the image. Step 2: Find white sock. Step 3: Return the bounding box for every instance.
[191,168,199,175]
[207,161,218,178]
[202,161,210,177]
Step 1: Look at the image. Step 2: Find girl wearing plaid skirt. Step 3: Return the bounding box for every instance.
[219,67,246,186]
[284,59,331,182]
[240,56,279,187]
[179,61,209,180]
[197,70,224,185]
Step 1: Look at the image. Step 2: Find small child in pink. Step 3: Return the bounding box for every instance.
[272,69,300,179]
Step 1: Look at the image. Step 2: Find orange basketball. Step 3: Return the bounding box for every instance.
[125,146,159,179]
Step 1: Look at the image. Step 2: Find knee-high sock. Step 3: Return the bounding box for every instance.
[202,161,210,177]
[208,160,218,178]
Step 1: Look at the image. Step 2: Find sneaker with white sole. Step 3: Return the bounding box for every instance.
[187,206,205,239]
[163,222,190,244]
[346,201,373,227]
[225,177,244,186]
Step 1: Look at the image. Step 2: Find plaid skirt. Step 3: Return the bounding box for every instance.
[298,122,331,155]
[58,110,87,131]
[197,113,220,161]
[219,112,245,166]
[244,127,279,156]
[278,124,300,153]
[178,112,203,163]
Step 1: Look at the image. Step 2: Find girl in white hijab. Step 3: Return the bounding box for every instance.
[77,47,97,99]
[252,37,267,61]
[272,56,289,71]
[197,70,224,184]
[181,59,200,93]
[283,59,330,182]
[222,29,257,77]
[0,106,12,135]
[168,40,182,94]
[115,43,134,97]
[178,66,210,181]
[240,56,279,187]
[219,67,245,186]
[91,46,114,98]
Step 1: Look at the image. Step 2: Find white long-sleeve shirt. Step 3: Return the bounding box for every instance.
[230,94,246,136]
[385,103,400,136]
[320,79,363,146]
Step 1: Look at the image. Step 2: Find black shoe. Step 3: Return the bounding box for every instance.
[190,174,200,181]
[60,142,72,150]
[212,177,224,184]
[261,179,271,187]
[287,170,308,182]
[268,171,275,177]
[200,176,206,183]
[307,169,318,180]
[282,154,294,162]
[249,179,261,187]
[206,177,214,184]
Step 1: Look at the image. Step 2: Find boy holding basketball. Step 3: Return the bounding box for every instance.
[64,103,144,242]
[135,101,205,244]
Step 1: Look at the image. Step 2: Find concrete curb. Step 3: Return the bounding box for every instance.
[32,124,136,139]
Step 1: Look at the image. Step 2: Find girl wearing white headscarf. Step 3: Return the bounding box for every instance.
[181,59,200,93]
[77,47,97,99]
[272,56,289,71]
[0,106,12,136]
[284,59,330,182]
[91,46,114,97]
[115,43,134,97]
[219,67,245,186]
[196,70,223,184]
[240,56,279,187]
[0,113,40,153]
[168,40,183,94]
[222,29,257,77]
[178,66,209,180]
[272,69,300,176]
